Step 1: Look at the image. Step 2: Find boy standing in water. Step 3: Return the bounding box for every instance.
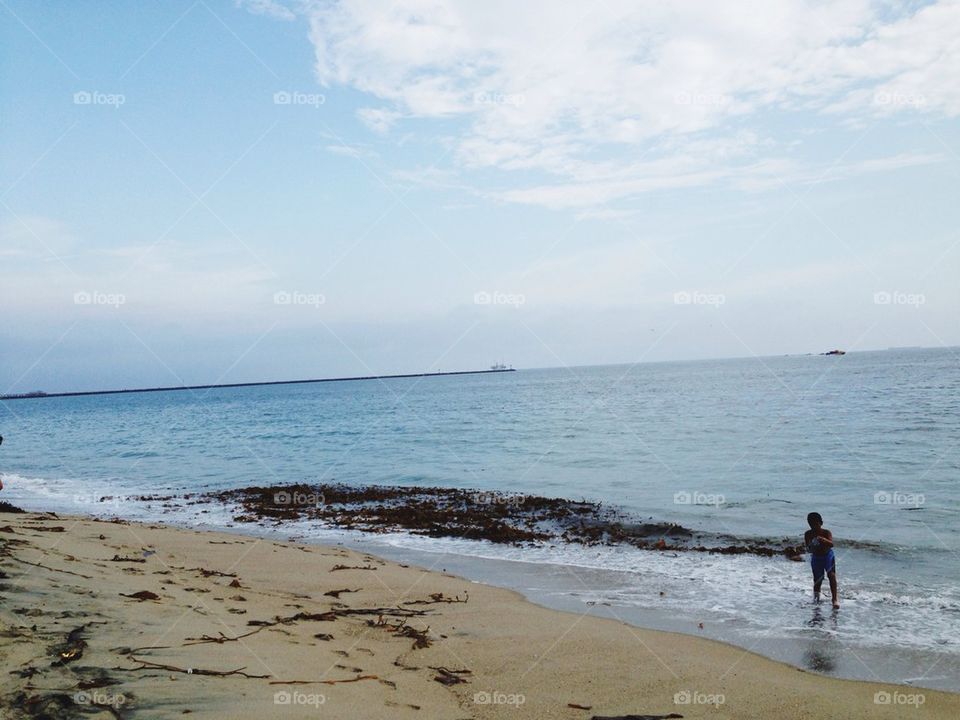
[805,512,839,609]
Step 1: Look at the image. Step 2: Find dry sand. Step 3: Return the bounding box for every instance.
[1,511,956,719]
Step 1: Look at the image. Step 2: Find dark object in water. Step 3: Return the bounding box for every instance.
[821,349,846,355]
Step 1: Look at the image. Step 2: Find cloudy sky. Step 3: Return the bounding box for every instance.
[2,0,958,393]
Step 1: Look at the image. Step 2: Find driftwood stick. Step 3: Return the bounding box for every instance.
[182,626,266,646]
[267,674,383,686]
[126,655,270,679]
[403,591,468,605]
[330,564,377,571]
[10,556,93,579]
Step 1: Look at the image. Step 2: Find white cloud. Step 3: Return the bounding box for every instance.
[236,0,295,21]
[0,218,276,320]
[0,216,79,260]
[302,0,960,208]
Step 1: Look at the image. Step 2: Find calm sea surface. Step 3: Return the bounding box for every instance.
[3,348,958,689]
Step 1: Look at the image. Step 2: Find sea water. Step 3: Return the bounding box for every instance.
[2,348,958,690]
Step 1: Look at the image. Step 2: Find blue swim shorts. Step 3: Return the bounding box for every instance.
[810,549,836,584]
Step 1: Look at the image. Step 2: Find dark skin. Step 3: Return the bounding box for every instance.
[805,521,839,608]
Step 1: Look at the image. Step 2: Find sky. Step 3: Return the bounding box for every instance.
[1,0,959,393]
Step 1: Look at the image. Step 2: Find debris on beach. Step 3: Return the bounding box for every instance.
[430,666,471,685]
[155,482,809,560]
[330,563,378,571]
[50,626,88,666]
[323,587,360,598]
[590,714,684,720]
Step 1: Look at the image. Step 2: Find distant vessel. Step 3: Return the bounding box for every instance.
[821,349,846,356]
[490,362,510,370]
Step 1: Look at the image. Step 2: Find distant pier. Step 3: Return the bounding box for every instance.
[0,368,516,401]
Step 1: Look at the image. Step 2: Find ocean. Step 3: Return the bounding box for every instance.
[2,348,958,690]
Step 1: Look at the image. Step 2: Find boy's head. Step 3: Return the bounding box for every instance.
[807,512,823,529]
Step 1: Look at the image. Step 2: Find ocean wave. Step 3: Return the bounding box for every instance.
[4,475,959,657]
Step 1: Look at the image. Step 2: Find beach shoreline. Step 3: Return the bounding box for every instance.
[1,510,957,719]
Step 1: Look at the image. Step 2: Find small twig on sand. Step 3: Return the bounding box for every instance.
[403,591,468,605]
[330,564,377,571]
[183,627,266,646]
[246,605,429,629]
[10,556,93,579]
[125,656,270,679]
[172,566,238,578]
[369,617,432,649]
[323,587,361,598]
[269,674,388,686]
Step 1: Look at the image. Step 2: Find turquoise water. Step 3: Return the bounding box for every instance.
[2,348,959,689]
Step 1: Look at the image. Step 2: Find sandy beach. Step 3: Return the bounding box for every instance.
[0,509,955,719]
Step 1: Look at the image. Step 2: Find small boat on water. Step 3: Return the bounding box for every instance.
[490,362,510,370]
[822,349,846,356]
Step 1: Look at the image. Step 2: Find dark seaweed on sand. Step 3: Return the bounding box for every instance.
[148,483,805,559]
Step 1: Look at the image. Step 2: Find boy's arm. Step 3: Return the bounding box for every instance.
[816,529,834,548]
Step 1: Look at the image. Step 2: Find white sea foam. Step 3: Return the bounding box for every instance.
[3,473,958,662]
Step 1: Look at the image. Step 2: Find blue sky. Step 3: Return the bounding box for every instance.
[2,0,959,392]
